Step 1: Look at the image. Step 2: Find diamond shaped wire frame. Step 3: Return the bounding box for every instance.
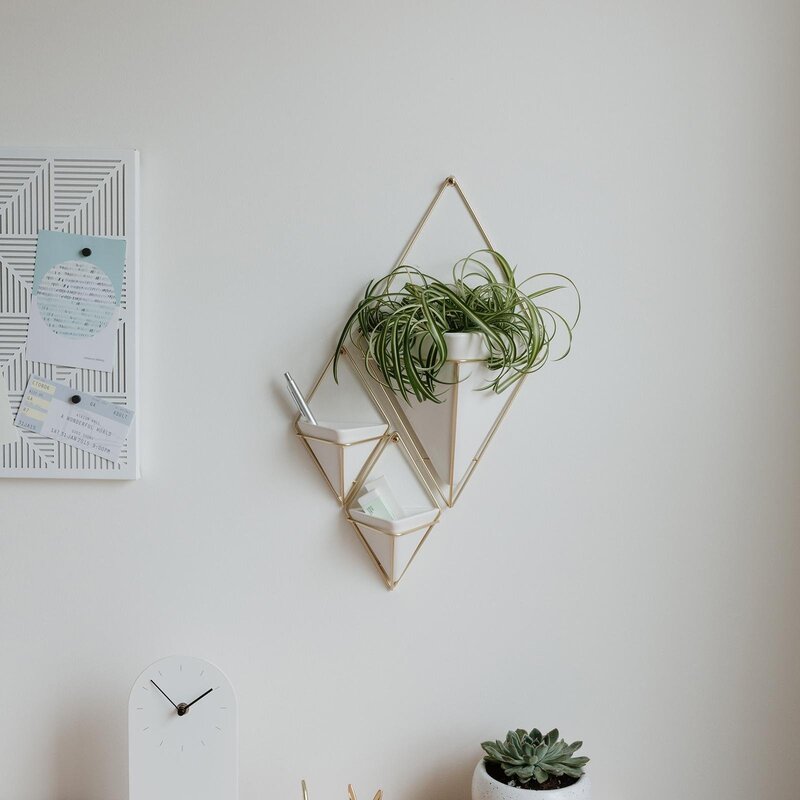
[295,176,528,588]
[346,433,442,590]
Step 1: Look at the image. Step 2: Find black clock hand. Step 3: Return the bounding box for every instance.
[184,687,213,710]
[150,679,179,711]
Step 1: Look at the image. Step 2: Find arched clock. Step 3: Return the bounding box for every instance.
[129,655,238,800]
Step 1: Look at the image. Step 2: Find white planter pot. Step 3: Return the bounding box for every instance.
[394,330,507,506]
[472,761,591,800]
[443,331,490,362]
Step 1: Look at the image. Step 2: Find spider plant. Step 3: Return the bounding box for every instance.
[333,250,579,404]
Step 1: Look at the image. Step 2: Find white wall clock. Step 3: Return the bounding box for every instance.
[129,655,238,800]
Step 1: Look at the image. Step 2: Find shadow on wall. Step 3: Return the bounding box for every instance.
[49,700,122,800]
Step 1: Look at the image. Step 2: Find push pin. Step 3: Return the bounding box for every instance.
[70,395,81,404]
[80,247,92,257]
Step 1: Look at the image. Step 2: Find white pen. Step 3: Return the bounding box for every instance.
[284,372,317,425]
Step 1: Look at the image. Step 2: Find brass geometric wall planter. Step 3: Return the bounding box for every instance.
[295,346,389,505]
[349,517,438,591]
[294,176,532,589]
[297,425,388,506]
[364,175,526,508]
[345,433,442,589]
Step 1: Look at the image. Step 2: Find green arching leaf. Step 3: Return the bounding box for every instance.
[420,293,447,369]
[333,251,579,401]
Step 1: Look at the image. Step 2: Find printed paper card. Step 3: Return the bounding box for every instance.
[0,371,18,445]
[25,230,126,371]
[15,376,134,462]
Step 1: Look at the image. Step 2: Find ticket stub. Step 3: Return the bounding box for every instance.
[15,375,134,462]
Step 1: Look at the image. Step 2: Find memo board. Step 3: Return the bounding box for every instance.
[0,147,139,479]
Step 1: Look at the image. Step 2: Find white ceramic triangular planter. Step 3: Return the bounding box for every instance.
[299,420,388,504]
[472,761,591,800]
[388,332,525,506]
[351,519,435,589]
[295,346,391,505]
[345,434,441,589]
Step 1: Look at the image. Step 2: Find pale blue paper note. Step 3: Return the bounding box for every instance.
[25,230,127,370]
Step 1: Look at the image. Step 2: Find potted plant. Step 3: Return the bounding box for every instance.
[333,250,579,403]
[472,728,590,800]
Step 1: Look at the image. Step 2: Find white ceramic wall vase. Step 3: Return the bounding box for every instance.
[443,331,491,361]
[297,419,388,504]
[472,761,591,800]
[387,331,524,506]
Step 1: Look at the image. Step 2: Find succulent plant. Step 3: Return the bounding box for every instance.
[481,728,589,788]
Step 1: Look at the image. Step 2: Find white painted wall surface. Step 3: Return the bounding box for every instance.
[1,2,799,799]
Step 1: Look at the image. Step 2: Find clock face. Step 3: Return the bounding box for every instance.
[129,656,238,800]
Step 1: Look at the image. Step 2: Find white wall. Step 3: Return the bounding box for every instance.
[1,1,799,799]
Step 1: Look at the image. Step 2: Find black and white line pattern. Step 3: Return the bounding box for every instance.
[0,257,30,314]
[0,236,37,288]
[0,158,50,234]
[0,149,137,478]
[53,159,124,232]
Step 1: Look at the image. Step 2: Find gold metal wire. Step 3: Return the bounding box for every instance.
[294,346,388,429]
[393,176,495,267]
[346,433,442,514]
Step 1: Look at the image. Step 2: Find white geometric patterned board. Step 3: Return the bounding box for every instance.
[0,147,139,479]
